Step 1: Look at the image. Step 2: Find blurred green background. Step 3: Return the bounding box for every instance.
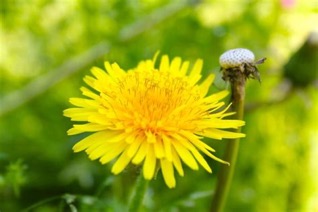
[1,0,317,211]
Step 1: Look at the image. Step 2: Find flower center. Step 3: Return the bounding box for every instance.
[106,69,201,134]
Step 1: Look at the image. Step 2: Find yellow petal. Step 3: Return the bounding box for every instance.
[111,62,126,77]
[199,74,215,97]
[87,141,120,160]
[179,130,216,153]
[145,131,156,143]
[67,123,109,135]
[154,139,165,159]
[143,144,156,180]
[69,98,99,108]
[199,119,245,129]
[188,59,203,85]
[72,131,111,152]
[88,114,111,125]
[204,151,229,165]
[160,159,176,188]
[204,90,229,103]
[83,75,97,91]
[127,137,142,158]
[171,141,198,170]
[171,134,212,173]
[159,55,169,72]
[170,57,182,73]
[63,108,96,121]
[152,51,160,65]
[200,129,246,140]
[99,142,127,164]
[85,139,107,154]
[144,59,154,70]
[191,59,203,75]
[80,87,100,100]
[162,135,172,161]
[189,148,212,173]
[132,141,149,165]
[208,103,231,116]
[125,133,137,144]
[179,61,189,75]
[106,132,132,143]
[111,150,132,174]
[171,148,184,176]
[91,66,108,81]
[104,61,112,72]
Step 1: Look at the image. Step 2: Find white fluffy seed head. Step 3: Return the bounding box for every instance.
[219,48,255,69]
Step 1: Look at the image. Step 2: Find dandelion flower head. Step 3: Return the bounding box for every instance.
[64,53,245,188]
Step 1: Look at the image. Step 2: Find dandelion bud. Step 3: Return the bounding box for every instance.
[219,48,266,82]
[219,48,255,69]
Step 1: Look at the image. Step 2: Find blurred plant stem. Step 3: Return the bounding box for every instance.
[22,195,62,212]
[128,174,149,212]
[210,72,246,212]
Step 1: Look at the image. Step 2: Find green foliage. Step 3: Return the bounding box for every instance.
[1,0,317,211]
[0,159,27,197]
[284,32,318,87]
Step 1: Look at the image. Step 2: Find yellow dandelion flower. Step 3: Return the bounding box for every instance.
[63,53,245,188]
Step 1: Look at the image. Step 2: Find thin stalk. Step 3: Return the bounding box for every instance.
[22,195,62,212]
[211,73,246,212]
[128,174,149,212]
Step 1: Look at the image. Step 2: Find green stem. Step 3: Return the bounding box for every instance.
[211,73,246,212]
[128,173,149,212]
[22,195,62,212]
